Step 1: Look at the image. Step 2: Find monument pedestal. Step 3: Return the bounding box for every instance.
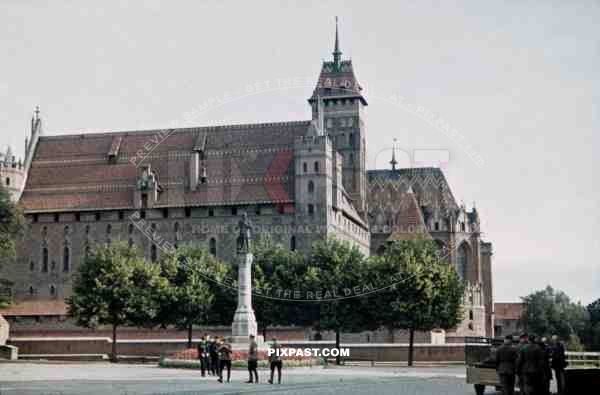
[231,252,263,344]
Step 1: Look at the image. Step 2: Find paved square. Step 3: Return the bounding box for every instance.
[0,363,477,394]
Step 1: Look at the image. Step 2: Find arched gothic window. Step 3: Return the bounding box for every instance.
[456,243,468,282]
[308,180,315,194]
[314,161,319,172]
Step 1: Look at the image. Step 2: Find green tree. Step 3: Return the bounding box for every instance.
[305,237,374,364]
[583,298,600,351]
[0,182,24,261]
[68,241,168,361]
[251,236,308,338]
[158,244,231,348]
[520,286,588,342]
[368,239,464,366]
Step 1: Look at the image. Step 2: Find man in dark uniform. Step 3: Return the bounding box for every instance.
[551,335,568,395]
[517,334,545,395]
[246,334,259,383]
[217,337,233,383]
[209,337,219,376]
[495,335,518,395]
[197,334,210,377]
[268,337,283,384]
[538,337,553,395]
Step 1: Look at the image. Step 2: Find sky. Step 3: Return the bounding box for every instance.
[0,0,598,304]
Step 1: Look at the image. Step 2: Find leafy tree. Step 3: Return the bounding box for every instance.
[68,241,168,361]
[158,244,231,348]
[304,237,374,364]
[583,298,600,351]
[0,182,24,262]
[520,286,588,342]
[368,239,464,366]
[251,236,308,338]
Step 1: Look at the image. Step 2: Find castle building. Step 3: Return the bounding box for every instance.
[0,24,494,339]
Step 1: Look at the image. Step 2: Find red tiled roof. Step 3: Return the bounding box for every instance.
[20,121,310,212]
[387,189,432,241]
[0,300,68,316]
[494,302,524,320]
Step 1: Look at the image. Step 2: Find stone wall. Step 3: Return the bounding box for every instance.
[9,337,468,362]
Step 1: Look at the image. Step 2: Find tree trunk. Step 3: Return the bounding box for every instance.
[408,327,415,367]
[262,326,267,340]
[389,327,395,343]
[335,329,341,365]
[111,323,118,362]
[187,323,193,349]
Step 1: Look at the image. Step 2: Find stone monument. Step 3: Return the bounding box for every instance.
[231,213,263,344]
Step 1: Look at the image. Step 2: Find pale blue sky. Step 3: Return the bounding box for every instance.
[1,1,598,304]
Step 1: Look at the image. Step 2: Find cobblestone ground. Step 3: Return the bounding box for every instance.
[0,363,483,395]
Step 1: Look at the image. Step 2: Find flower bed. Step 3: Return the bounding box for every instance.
[159,348,325,369]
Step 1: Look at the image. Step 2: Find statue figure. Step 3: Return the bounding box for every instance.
[236,212,252,253]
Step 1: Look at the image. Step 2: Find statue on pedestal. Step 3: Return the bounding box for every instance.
[231,212,262,344]
[236,212,252,254]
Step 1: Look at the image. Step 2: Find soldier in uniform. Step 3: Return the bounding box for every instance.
[539,337,553,395]
[209,336,219,376]
[268,337,283,385]
[246,334,259,383]
[495,335,518,395]
[517,334,545,395]
[551,335,568,395]
[217,337,233,383]
[197,334,211,377]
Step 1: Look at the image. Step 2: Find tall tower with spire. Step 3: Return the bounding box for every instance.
[309,17,368,217]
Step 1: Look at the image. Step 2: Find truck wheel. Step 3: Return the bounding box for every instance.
[474,384,485,395]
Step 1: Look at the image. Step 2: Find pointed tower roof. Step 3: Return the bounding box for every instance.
[387,187,432,241]
[390,138,398,171]
[308,18,367,105]
[332,16,342,69]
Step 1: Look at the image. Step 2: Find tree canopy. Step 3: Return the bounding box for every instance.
[520,285,588,342]
[0,183,24,262]
[157,244,231,347]
[68,241,168,360]
[368,239,464,365]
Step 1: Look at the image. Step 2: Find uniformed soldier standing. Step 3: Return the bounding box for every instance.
[517,334,546,395]
[209,337,219,376]
[539,337,553,395]
[495,335,518,395]
[197,334,211,377]
[246,334,259,383]
[217,337,233,383]
[268,337,283,385]
[551,335,568,395]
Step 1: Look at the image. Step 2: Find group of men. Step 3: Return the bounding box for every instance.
[495,333,568,395]
[196,334,283,384]
[196,334,233,383]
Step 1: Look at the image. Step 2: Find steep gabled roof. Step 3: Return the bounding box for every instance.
[387,187,432,241]
[20,121,311,212]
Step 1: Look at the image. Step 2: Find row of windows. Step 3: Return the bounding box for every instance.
[325,117,355,128]
[302,161,320,173]
[28,284,57,297]
[34,246,70,273]
[32,206,273,224]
